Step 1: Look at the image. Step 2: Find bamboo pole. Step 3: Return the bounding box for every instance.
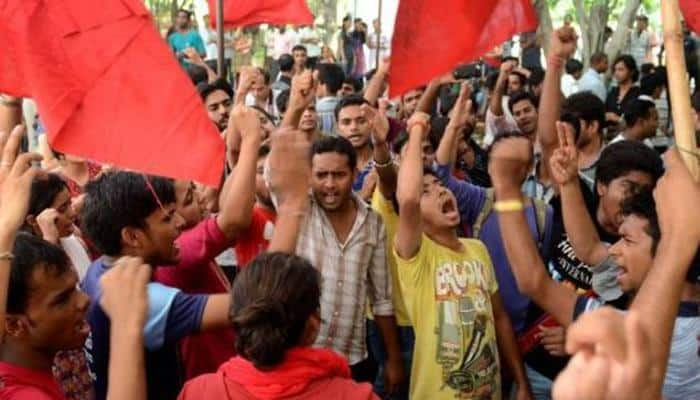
[662,0,699,180]
[375,0,383,69]
[216,0,225,77]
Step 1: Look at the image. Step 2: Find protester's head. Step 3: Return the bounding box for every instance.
[562,92,606,148]
[640,72,666,99]
[276,89,291,117]
[24,174,76,239]
[340,77,362,97]
[278,54,295,74]
[502,56,519,67]
[184,63,209,86]
[231,252,321,368]
[401,87,425,119]
[612,55,639,84]
[334,94,371,149]
[565,59,584,80]
[507,71,527,95]
[197,79,233,131]
[594,141,663,234]
[255,144,273,208]
[250,105,276,141]
[310,136,356,212]
[252,68,272,104]
[508,91,538,140]
[528,67,545,98]
[640,63,656,79]
[175,9,191,30]
[623,98,658,139]
[5,233,90,356]
[419,167,460,231]
[299,102,318,134]
[342,15,352,31]
[81,171,184,265]
[635,15,648,31]
[393,128,438,169]
[314,63,345,97]
[174,180,205,230]
[292,45,308,71]
[609,189,658,292]
[590,52,609,74]
[373,18,380,31]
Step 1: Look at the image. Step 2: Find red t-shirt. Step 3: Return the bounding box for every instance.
[153,216,236,380]
[0,361,66,399]
[234,205,276,268]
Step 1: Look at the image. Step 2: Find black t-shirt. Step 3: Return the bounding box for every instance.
[523,178,621,380]
[605,85,642,118]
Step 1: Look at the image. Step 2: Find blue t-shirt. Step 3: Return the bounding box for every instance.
[435,163,554,333]
[167,30,206,63]
[82,259,207,400]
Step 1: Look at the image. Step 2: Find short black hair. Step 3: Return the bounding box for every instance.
[559,111,582,143]
[528,67,545,87]
[316,63,345,95]
[508,90,538,113]
[562,91,606,137]
[502,56,519,65]
[310,136,357,171]
[590,52,608,65]
[291,45,307,54]
[509,71,528,87]
[640,63,656,78]
[623,98,656,126]
[196,79,234,102]
[595,140,663,187]
[620,189,660,254]
[613,55,640,82]
[176,9,191,18]
[392,130,410,155]
[258,143,271,158]
[81,171,176,256]
[184,63,209,86]
[565,59,584,75]
[640,72,666,96]
[276,89,290,115]
[334,94,368,120]
[278,54,294,72]
[343,77,363,93]
[28,173,68,218]
[8,233,70,314]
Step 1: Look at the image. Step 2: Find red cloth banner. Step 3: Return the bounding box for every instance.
[389,0,538,97]
[0,0,224,186]
[207,0,314,29]
[680,0,700,34]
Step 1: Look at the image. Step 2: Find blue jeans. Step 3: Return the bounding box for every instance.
[366,320,415,400]
[511,363,553,400]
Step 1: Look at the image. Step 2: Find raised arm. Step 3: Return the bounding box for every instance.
[364,57,389,107]
[281,70,316,129]
[538,27,577,180]
[0,126,43,338]
[394,112,431,259]
[0,95,22,136]
[550,122,608,266]
[266,127,311,253]
[363,100,397,198]
[489,61,515,118]
[489,136,576,327]
[101,257,150,400]
[183,48,218,83]
[216,105,262,240]
[630,149,700,394]
[436,83,472,167]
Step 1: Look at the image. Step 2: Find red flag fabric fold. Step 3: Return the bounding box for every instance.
[207,0,314,29]
[389,0,538,97]
[0,0,224,186]
[680,0,700,34]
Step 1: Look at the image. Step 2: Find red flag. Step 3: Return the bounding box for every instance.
[389,0,538,97]
[680,0,700,34]
[208,0,314,29]
[0,0,224,186]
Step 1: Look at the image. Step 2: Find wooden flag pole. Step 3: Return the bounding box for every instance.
[376,0,383,69]
[216,0,225,77]
[662,0,699,180]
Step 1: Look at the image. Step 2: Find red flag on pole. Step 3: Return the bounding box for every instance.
[680,0,700,33]
[0,0,224,186]
[389,0,538,97]
[208,0,314,28]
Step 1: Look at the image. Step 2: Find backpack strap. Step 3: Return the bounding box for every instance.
[472,189,495,239]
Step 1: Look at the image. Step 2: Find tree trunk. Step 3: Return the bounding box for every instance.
[606,0,641,64]
[170,0,179,25]
[321,0,338,45]
[534,0,553,56]
[574,0,610,68]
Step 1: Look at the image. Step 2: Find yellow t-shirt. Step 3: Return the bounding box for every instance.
[395,234,500,400]
[370,189,411,327]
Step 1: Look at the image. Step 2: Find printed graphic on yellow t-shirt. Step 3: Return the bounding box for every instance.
[395,235,500,400]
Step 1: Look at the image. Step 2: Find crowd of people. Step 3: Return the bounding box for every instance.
[0,7,699,400]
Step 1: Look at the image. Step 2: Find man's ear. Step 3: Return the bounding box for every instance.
[5,315,27,339]
[121,227,143,250]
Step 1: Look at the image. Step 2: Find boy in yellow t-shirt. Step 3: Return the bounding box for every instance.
[394,100,531,399]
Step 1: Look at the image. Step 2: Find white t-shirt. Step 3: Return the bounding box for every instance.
[299,27,322,57]
[192,0,217,60]
[60,235,91,280]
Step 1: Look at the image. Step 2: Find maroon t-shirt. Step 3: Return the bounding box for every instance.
[0,361,66,399]
[154,216,236,380]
